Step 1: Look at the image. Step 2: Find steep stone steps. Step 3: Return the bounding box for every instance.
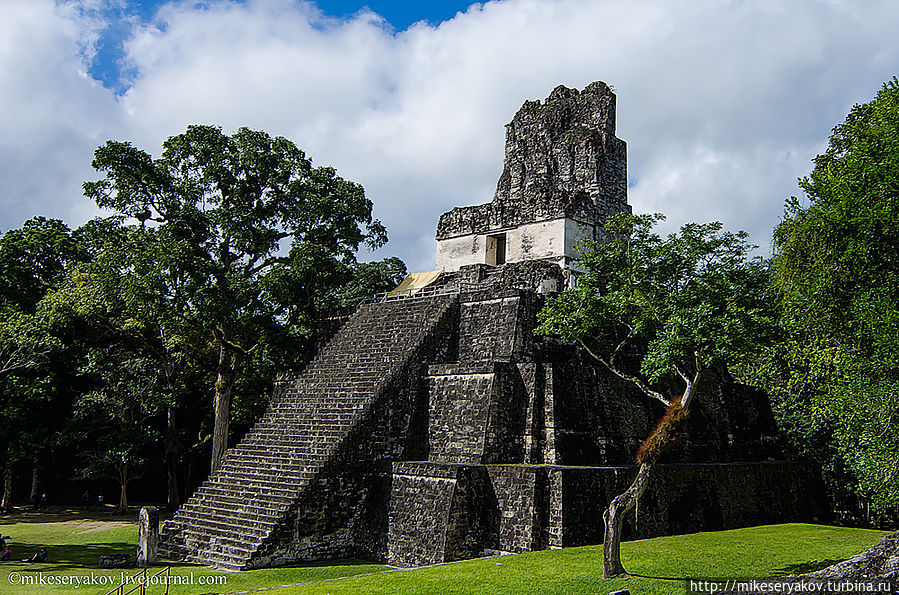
[177,507,283,529]
[159,295,456,569]
[188,486,297,506]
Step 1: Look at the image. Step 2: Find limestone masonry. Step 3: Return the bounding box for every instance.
[158,83,825,570]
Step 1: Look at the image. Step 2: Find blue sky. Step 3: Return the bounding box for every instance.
[312,0,471,27]
[90,1,475,91]
[3,0,899,271]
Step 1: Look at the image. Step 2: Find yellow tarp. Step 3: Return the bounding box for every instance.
[388,270,442,297]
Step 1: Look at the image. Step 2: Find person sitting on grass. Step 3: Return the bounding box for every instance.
[23,547,47,563]
[0,546,10,561]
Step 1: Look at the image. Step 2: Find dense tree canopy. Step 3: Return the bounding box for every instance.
[538,213,772,408]
[331,257,408,307]
[0,217,85,377]
[82,125,387,472]
[41,218,210,508]
[0,217,88,507]
[766,77,899,522]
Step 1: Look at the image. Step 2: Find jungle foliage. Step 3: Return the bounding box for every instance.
[759,78,899,524]
[0,126,404,509]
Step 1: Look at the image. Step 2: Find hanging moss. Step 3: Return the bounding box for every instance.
[636,401,690,463]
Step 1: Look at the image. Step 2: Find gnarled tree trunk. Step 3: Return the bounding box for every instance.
[210,341,237,473]
[602,378,697,577]
[602,461,654,577]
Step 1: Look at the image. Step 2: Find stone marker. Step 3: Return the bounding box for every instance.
[136,506,159,567]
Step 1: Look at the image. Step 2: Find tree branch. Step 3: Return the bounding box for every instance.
[680,357,704,409]
[0,343,50,377]
[213,326,250,356]
[246,255,288,277]
[672,361,691,385]
[579,340,671,406]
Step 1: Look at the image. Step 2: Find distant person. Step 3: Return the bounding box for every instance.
[0,546,10,561]
[39,493,47,509]
[81,490,90,509]
[97,493,104,508]
[23,547,47,563]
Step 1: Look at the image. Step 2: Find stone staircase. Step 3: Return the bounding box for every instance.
[159,294,457,570]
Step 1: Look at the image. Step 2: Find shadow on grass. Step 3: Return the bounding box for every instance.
[628,573,757,582]
[4,540,135,571]
[280,559,381,569]
[629,558,843,582]
[774,559,842,575]
[156,557,385,570]
[0,506,139,524]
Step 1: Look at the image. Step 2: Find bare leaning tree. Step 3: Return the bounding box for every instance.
[537,213,774,577]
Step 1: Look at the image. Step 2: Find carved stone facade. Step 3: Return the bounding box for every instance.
[436,82,630,274]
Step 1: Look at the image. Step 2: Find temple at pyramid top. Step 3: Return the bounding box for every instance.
[435,81,631,275]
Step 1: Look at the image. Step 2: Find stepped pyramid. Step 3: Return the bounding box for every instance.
[160,83,825,570]
[159,296,458,569]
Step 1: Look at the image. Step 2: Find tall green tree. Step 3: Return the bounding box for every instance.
[83,125,386,472]
[0,217,86,508]
[537,213,773,577]
[767,77,899,523]
[42,218,210,509]
[71,345,163,512]
[0,217,83,377]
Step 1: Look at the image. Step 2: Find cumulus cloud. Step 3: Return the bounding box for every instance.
[0,0,125,228]
[2,0,898,271]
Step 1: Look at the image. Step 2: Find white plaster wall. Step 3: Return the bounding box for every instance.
[436,234,486,271]
[507,219,566,263]
[435,218,595,271]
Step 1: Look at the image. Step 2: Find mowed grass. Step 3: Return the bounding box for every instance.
[273,524,890,595]
[0,512,889,595]
[0,510,387,595]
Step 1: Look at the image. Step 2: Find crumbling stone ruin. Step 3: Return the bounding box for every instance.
[437,82,630,281]
[158,83,825,571]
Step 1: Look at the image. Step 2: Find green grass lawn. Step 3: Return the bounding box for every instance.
[0,510,387,595]
[0,511,889,595]
[272,524,890,595]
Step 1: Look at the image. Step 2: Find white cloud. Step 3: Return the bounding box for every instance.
[1,0,898,271]
[0,0,124,228]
